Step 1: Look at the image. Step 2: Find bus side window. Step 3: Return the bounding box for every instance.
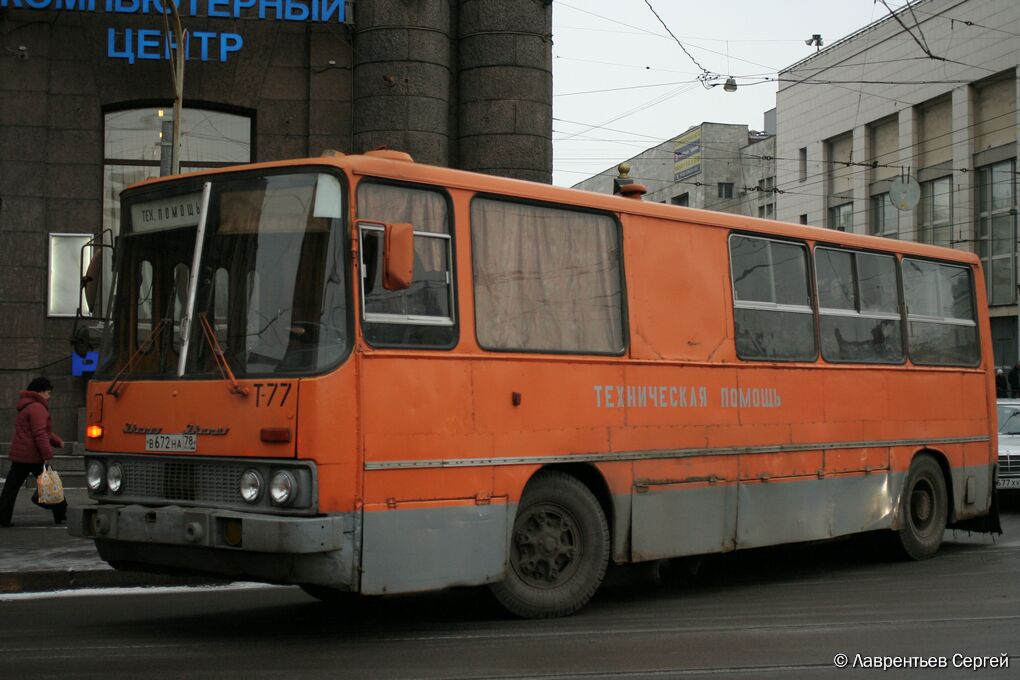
[902,258,979,366]
[356,182,456,348]
[470,197,625,354]
[815,248,903,363]
[729,234,816,361]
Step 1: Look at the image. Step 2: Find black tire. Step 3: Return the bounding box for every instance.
[891,455,948,560]
[490,471,609,619]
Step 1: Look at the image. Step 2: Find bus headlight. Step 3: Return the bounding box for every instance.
[107,462,124,494]
[240,469,264,504]
[270,470,297,506]
[86,460,105,492]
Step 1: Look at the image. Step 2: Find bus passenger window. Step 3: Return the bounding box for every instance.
[902,258,979,366]
[730,235,815,361]
[137,260,153,345]
[172,263,190,353]
[214,267,229,344]
[356,182,456,348]
[471,198,624,354]
[815,248,903,363]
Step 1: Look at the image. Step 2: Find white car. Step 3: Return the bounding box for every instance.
[996,399,1020,491]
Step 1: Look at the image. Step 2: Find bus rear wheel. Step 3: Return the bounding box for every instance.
[892,455,948,560]
[491,471,609,618]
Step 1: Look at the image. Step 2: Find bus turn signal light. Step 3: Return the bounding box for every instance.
[86,425,104,439]
[260,427,291,443]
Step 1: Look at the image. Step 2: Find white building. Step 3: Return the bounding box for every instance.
[775,0,1020,364]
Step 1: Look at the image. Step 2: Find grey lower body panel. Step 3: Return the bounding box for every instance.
[630,464,996,560]
[359,502,511,595]
[735,473,899,550]
[67,504,358,588]
[630,474,896,560]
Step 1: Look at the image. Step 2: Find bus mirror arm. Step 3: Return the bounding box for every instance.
[383,222,414,291]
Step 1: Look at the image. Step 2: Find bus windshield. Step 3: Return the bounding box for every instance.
[97,170,349,380]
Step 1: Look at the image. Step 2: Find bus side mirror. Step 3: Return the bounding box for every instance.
[383,222,414,290]
[82,252,102,315]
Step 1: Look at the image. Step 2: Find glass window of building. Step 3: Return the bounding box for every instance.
[718,183,734,199]
[48,234,95,317]
[87,108,252,322]
[977,159,1017,306]
[828,202,853,231]
[919,176,952,247]
[103,108,252,237]
[870,193,899,239]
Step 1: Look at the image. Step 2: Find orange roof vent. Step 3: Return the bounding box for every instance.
[364,148,414,163]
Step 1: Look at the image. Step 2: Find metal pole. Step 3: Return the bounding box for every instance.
[177,181,212,377]
[165,0,185,175]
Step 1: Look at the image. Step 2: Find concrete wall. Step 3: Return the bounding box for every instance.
[776,0,1019,231]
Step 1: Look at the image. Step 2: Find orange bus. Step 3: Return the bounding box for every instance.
[70,150,1001,618]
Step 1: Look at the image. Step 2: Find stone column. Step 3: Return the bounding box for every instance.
[353,0,453,166]
[457,0,552,183]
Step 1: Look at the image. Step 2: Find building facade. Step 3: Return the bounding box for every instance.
[775,0,1020,365]
[0,0,553,442]
[572,120,777,219]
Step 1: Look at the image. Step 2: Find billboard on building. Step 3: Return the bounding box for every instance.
[673,128,702,182]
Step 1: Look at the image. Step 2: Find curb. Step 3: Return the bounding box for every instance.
[0,569,230,594]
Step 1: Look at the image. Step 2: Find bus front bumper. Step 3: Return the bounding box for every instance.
[67,504,358,588]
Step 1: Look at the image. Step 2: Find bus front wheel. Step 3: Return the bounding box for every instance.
[491,471,610,618]
[892,455,948,560]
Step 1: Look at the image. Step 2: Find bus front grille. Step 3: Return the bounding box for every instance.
[122,459,245,505]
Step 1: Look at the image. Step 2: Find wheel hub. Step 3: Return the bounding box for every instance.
[512,505,580,587]
[911,482,934,528]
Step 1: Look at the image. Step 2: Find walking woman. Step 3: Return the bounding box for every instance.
[0,377,67,527]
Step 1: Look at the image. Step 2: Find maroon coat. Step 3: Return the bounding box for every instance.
[9,391,63,464]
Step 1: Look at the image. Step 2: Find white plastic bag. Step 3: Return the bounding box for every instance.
[36,464,65,505]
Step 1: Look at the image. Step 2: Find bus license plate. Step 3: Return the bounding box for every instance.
[145,433,197,452]
[998,477,1020,490]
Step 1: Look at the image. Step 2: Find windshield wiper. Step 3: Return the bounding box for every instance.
[198,313,250,397]
[107,318,170,397]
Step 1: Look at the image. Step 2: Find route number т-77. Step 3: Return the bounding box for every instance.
[254,382,292,408]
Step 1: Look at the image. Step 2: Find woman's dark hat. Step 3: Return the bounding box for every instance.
[27,376,53,393]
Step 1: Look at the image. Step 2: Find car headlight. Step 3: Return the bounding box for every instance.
[240,469,264,504]
[107,462,124,494]
[269,470,297,506]
[86,460,105,492]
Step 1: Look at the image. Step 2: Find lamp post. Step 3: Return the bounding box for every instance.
[163,1,185,175]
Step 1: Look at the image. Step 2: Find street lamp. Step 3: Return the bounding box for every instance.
[162,2,186,175]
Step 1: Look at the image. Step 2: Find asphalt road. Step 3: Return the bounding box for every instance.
[2,500,1019,680]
